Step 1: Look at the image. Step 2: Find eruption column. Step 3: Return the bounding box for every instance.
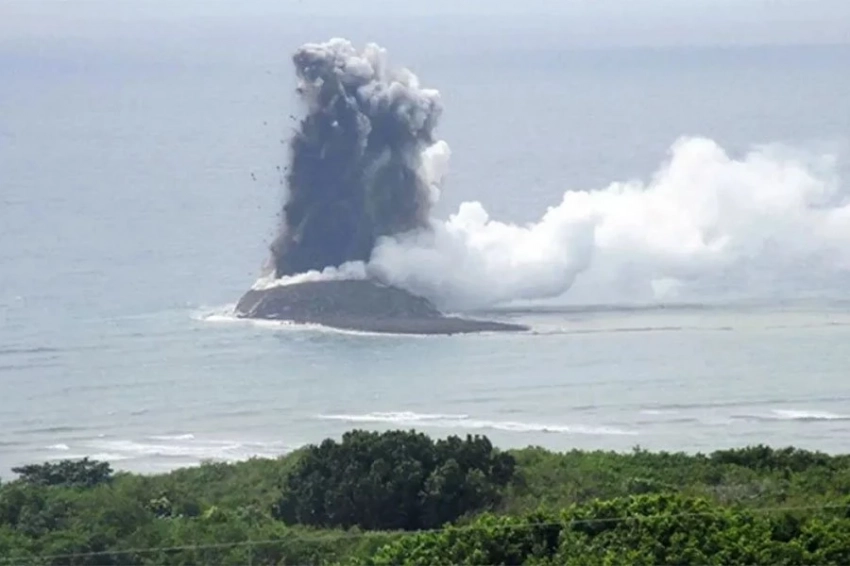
[271,39,446,277]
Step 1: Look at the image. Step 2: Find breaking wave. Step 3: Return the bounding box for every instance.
[41,435,299,467]
[733,409,850,422]
[317,411,636,436]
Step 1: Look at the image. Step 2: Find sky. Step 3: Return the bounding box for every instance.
[2,0,849,49]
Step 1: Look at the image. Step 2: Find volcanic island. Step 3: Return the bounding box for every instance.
[234,280,529,335]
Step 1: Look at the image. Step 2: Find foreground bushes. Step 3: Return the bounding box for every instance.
[371,494,850,565]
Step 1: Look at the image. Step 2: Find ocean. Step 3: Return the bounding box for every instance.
[2,10,850,475]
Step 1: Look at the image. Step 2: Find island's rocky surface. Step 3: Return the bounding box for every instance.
[235,279,529,335]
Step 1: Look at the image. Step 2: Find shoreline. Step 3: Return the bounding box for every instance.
[6,433,846,478]
[241,314,530,335]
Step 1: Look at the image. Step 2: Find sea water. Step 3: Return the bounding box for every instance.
[2,10,849,475]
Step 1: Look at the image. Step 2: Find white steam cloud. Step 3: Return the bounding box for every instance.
[369,136,850,309]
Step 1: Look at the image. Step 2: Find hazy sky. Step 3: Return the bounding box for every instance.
[2,0,849,48]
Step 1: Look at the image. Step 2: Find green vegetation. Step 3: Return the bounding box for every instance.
[273,430,515,530]
[10,459,113,490]
[370,496,850,565]
[1,430,849,565]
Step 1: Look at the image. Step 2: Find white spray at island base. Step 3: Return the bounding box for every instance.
[257,39,850,310]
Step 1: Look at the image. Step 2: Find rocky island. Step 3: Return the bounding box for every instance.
[235,279,529,335]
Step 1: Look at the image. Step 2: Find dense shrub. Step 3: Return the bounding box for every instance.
[709,445,834,472]
[273,429,516,530]
[371,494,850,565]
[11,459,113,489]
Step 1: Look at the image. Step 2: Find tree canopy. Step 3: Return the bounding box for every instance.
[10,458,113,489]
[273,429,516,530]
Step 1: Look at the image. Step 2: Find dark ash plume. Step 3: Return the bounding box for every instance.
[271,38,443,277]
